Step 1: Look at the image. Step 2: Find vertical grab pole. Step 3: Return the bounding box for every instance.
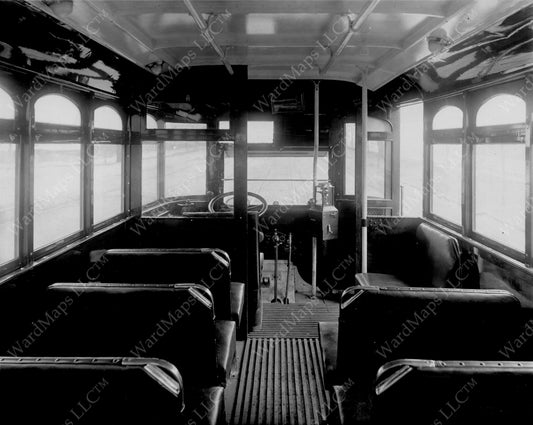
[361,70,369,273]
[312,81,320,298]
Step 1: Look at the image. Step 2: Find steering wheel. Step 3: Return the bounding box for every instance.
[208,191,268,217]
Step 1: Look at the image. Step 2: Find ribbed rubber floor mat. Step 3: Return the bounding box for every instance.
[250,303,338,338]
[231,338,329,425]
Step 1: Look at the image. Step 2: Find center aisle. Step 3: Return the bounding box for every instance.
[231,303,339,425]
[231,337,329,425]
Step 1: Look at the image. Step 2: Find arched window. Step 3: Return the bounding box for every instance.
[432,106,463,130]
[35,94,81,126]
[473,94,527,252]
[0,87,17,265]
[0,87,15,120]
[93,105,124,224]
[94,105,123,130]
[33,94,82,249]
[146,114,158,129]
[476,94,526,127]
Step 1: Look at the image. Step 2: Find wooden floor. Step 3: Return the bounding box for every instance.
[249,303,339,339]
[231,337,329,425]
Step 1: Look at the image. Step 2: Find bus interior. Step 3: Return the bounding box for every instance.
[0,0,533,424]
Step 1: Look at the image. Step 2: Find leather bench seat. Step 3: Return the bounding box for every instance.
[335,359,533,425]
[323,286,522,424]
[0,357,225,425]
[26,283,235,388]
[356,222,462,289]
[93,248,245,328]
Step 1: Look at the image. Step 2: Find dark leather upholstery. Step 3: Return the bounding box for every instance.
[95,248,236,322]
[356,223,462,288]
[318,321,339,387]
[215,320,236,383]
[0,357,225,425]
[416,223,461,287]
[372,359,533,425]
[33,283,233,388]
[337,287,521,394]
[230,282,245,327]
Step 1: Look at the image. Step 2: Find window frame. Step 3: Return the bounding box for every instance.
[31,91,86,259]
[424,79,531,264]
[91,103,127,229]
[468,89,528,262]
[0,82,21,275]
[424,97,465,234]
[343,116,396,215]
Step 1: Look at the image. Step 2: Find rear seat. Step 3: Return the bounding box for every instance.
[0,357,225,425]
[321,286,522,424]
[27,283,235,389]
[92,248,245,328]
[356,222,463,288]
[370,359,533,425]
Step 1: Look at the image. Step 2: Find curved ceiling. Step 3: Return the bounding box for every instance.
[28,0,533,90]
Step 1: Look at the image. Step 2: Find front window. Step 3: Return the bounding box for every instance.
[165,141,207,197]
[224,153,329,205]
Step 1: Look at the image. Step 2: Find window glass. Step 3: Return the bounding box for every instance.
[476,95,526,127]
[165,141,206,197]
[146,114,158,129]
[345,123,356,195]
[35,94,81,126]
[93,144,123,223]
[345,123,391,199]
[219,120,230,130]
[224,154,329,205]
[430,144,462,225]
[142,143,158,205]
[474,144,525,251]
[0,87,14,119]
[33,95,82,248]
[94,106,122,130]
[432,106,463,130]
[34,144,82,248]
[164,122,206,130]
[0,88,17,265]
[400,103,424,216]
[367,140,389,199]
[93,106,124,224]
[248,121,274,143]
[0,143,17,265]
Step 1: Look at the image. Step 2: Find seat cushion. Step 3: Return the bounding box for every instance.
[215,320,236,385]
[183,386,225,425]
[355,273,408,288]
[230,282,245,327]
[416,223,461,288]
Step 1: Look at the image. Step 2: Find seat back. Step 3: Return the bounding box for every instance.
[31,283,219,388]
[94,248,232,319]
[415,223,461,288]
[0,357,184,425]
[373,359,533,424]
[337,286,521,394]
